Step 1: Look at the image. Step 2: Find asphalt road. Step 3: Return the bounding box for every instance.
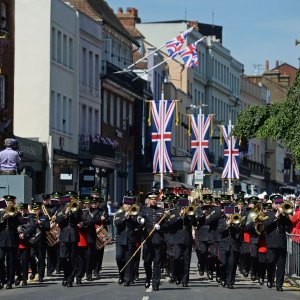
[1,243,299,300]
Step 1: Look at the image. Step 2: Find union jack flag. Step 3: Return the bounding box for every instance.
[191,114,211,172]
[221,125,240,179]
[179,43,198,68]
[165,27,194,58]
[151,100,176,173]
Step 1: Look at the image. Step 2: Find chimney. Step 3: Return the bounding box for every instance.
[117,7,140,27]
[276,60,279,68]
[117,7,123,14]
[265,60,269,72]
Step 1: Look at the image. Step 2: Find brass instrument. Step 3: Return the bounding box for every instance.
[1,204,18,220]
[184,205,197,216]
[95,225,112,250]
[229,213,244,225]
[247,203,268,235]
[129,204,140,216]
[41,205,60,247]
[280,201,293,215]
[66,199,79,213]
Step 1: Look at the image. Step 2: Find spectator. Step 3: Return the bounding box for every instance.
[290,199,300,243]
[107,200,116,240]
[0,138,21,175]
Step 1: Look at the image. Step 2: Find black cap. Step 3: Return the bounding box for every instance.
[42,194,51,200]
[31,201,42,209]
[81,195,92,204]
[3,195,16,202]
[202,194,213,203]
[146,191,159,198]
[51,192,62,199]
[64,191,78,198]
[91,187,101,194]
[220,194,231,203]
[125,190,138,197]
[18,203,28,210]
[248,196,259,204]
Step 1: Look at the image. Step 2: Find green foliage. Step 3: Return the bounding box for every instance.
[232,69,300,163]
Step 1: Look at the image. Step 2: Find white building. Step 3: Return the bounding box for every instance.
[14,0,79,193]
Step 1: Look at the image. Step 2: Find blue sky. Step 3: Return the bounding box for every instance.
[108,0,300,75]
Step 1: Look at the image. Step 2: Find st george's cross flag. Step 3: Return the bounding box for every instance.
[179,42,199,68]
[151,100,176,173]
[190,114,211,172]
[220,125,240,179]
[165,27,194,58]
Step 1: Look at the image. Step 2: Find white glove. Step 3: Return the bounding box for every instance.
[154,223,160,230]
[139,217,145,225]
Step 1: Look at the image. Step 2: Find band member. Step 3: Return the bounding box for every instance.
[0,195,21,289]
[138,191,167,291]
[91,187,109,279]
[195,193,212,278]
[217,194,242,289]
[114,195,140,286]
[15,203,35,286]
[263,194,292,291]
[167,196,195,287]
[30,201,50,282]
[56,191,82,287]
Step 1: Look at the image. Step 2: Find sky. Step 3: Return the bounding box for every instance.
[108,0,300,75]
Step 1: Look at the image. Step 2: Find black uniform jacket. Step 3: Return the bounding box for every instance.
[0,211,22,247]
[114,211,140,246]
[56,207,82,243]
[195,206,209,242]
[139,205,166,245]
[217,214,242,252]
[263,210,292,249]
[167,208,194,245]
[81,208,101,244]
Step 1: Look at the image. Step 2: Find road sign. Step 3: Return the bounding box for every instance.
[194,170,204,185]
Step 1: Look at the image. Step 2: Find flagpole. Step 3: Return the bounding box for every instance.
[198,105,203,190]
[228,116,232,191]
[160,81,165,190]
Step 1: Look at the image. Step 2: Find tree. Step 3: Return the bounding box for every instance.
[232,69,300,164]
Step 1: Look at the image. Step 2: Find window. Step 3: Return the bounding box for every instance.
[0,3,7,31]
[82,105,86,133]
[68,98,72,134]
[56,93,61,131]
[103,90,107,124]
[128,102,133,126]
[50,91,55,130]
[89,51,93,89]
[82,48,87,84]
[122,100,127,130]
[94,110,99,135]
[0,75,5,107]
[62,96,67,133]
[68,37,73,69]
[116,96,120,128]
[51,27,56,61]
[88,107,93,133]
[95,54,99,95]
[57,31,62,64]
[63,34,67,66]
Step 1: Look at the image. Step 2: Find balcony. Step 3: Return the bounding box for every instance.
[79,134,119,158]
[240,157,269,178]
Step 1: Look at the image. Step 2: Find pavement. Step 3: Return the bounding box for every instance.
[0,243,299,300]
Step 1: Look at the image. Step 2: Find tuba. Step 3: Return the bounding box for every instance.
[41,205,60,247]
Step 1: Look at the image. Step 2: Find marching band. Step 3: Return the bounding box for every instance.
[0,187,295,292]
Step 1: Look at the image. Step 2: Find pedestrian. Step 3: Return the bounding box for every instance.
[0,138,21,175]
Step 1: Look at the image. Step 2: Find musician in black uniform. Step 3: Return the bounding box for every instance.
[15,203,36,286]
[30,201,50,282]
[56,191,82,287]
[217,194,242,289]
[114,195,140,286]
[167,196,195,287]
[195,193,212,278]
[138,191,167,291]
[91,187,109,279]
[263,194,292,291]
[0,195,21,289]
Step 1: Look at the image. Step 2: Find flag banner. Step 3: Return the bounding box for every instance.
[191,114,211,172]
[165,27,194,58]
[179,43,199,68]
[221,125,240,179]
[151,100,176,173]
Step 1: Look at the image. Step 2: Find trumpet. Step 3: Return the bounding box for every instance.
[280,201,293,215]
[129,204,140,216]
[229,213,245,225]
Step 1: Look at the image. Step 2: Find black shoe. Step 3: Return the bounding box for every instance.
[199,271,204,276]
[0,282,3,289]
[6,284,12,289]
[62,280,67,287]
[176,279,181,285]
[118,278,125,285]
[22,280,27,286]
[14,278,21,286]
[123,282,130,286]
[135,276,139,281]
[276,287,283,292]
[169,277,176,283]
[153,285,159,291]
[207,272,214,280]
[30,273,36,280]
[220,280,226,287]
[38,276,44,283]
[67,281,73,287]
[267,281,274,288]
[76,279,82,285]
[94,273,100,279]
[243,272,249,278]
[182,283,188,287]
[258,278,264,285]
[86,275,93,282]
[216,277,221,283]
[227,284,234,289]
[145,281,150,288]
[251,275,257,281]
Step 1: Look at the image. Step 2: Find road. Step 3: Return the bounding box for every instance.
[1,243,299,300]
